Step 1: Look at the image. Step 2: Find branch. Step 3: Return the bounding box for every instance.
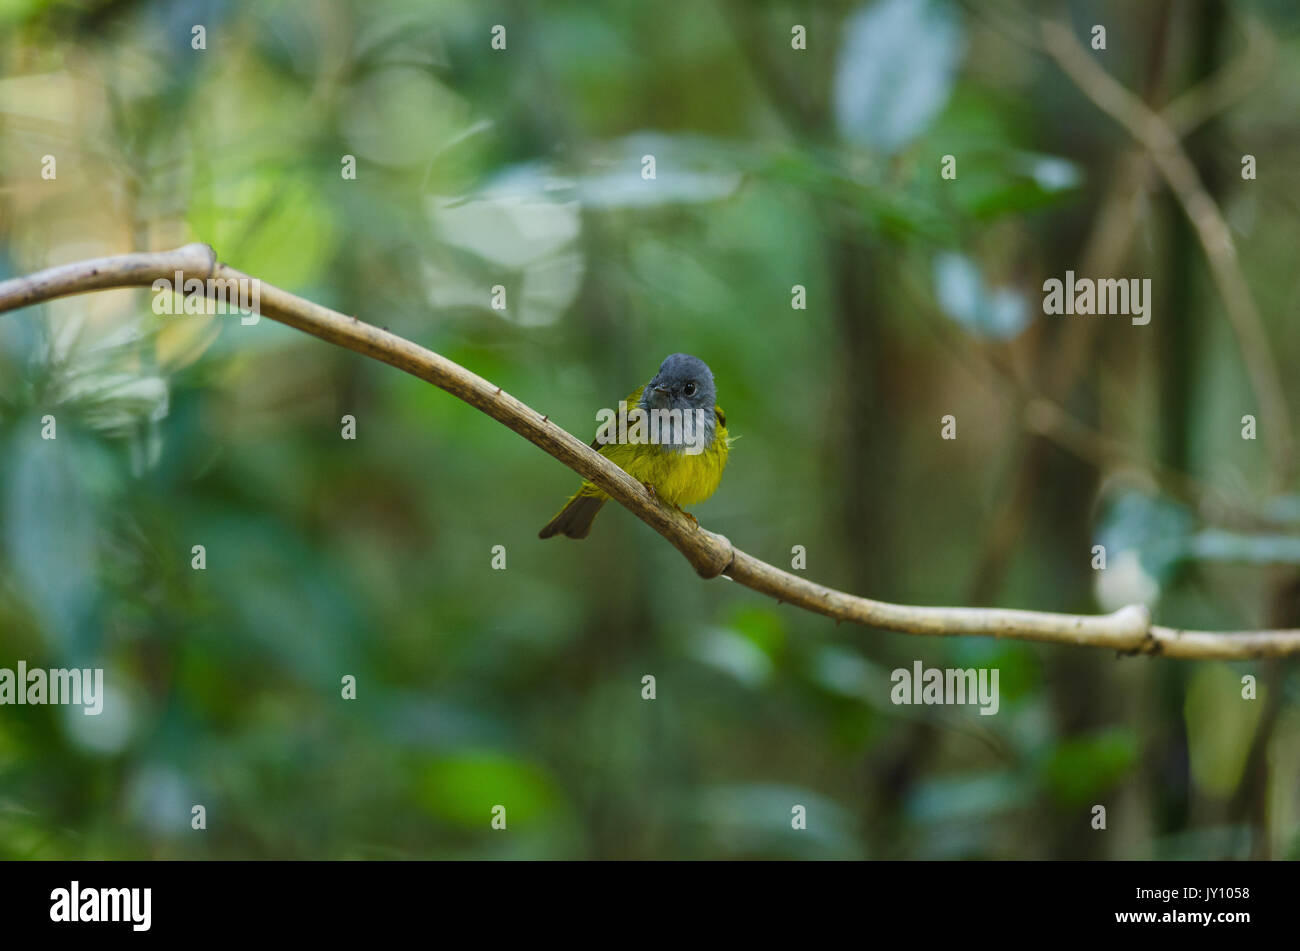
[3,245,1299,658]
[1041,19,1295,487]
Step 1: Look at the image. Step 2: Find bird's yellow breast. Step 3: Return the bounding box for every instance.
[595,405,730,507]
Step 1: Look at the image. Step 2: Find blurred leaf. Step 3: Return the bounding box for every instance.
[956,151,1085,219]
[431,194,581,271]
[689,627,773,687]
[62,679,135,754]
[424,191,585,327]
[907,770,1029,822]
[35,307,171,453]
[339,66,469,169]
[1185,664,1263,798]
[809,645,876,698]
[933,252,1029,339]
[123,764,193,838]
[0,0,44,28]
[1093,548,1160,613]
[1023,154,1084,192]
[1040,728,1138,808]
[808,646,910,714]
[484,132,744,210]
[1093,490,1195,609]
[190,174,339,290]
[0,427,108,658]
[727,604,786,657]
[1187,529,1300,565]
[572,131,744,207]
[833,0,964,153]
[417,752,560,828]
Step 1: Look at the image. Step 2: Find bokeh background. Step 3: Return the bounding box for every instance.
[2,0,1299,860]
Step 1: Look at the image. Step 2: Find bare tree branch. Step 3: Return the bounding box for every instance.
[1042,19,1295,487]
[3,245,1299,658]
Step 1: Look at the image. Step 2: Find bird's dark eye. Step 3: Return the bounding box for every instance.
[683,382,697,397]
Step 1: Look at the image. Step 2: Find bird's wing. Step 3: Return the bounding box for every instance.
[590,384,645,450]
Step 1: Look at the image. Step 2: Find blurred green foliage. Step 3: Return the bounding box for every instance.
[2,0,1300,860]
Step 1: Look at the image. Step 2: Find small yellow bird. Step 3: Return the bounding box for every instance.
[540,353,730,539]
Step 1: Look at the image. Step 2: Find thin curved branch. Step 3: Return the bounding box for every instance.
[2,245,1299,658]
[1042,19,1295,487]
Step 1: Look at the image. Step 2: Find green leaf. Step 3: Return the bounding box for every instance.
[933,252,1029,339]
[1040,728,1138,808]
[417,752,560,828]
[1184,664,1263,798]
[1093,490,1195,608]
[833,0,964,154]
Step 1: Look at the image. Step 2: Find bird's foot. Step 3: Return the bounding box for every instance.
[676,506,699,529]
[641,481,657,500]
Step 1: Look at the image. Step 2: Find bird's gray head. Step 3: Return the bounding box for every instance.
[642,353,715,412]
[639,353,717,454]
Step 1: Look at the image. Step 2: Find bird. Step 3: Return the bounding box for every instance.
[539,353,730,540]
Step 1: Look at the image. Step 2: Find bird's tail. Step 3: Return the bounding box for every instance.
[538,490,607,539]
